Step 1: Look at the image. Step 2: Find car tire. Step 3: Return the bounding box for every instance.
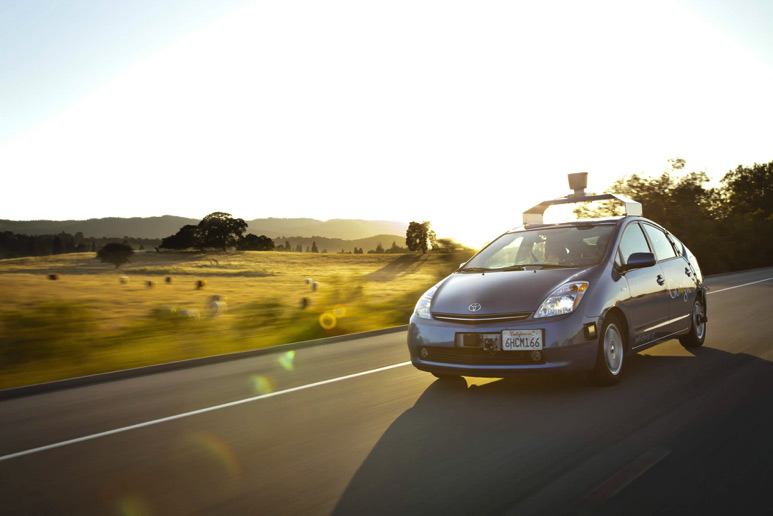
[590,314,626,386]
[679,297,707,348]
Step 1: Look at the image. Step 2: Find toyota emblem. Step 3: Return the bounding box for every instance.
[468,303,482,312]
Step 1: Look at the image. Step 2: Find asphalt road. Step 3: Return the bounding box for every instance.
[1,267,772,515]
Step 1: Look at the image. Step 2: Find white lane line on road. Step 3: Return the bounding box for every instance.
[707,277,773,295]
[0,361,412,463]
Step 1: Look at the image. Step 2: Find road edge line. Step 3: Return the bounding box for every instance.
[0,361,412,463]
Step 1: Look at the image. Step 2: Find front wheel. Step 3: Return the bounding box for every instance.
[590,314,626,386]
[679,297,707,348]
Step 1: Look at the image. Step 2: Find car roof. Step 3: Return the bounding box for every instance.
[508,216,626,233]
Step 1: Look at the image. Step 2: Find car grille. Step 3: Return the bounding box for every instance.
[432,312,532,324]
[423,346,543,365]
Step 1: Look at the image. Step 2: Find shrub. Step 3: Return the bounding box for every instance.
[0,302,95,365]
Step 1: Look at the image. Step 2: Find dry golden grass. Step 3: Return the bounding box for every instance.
[0,250,469,388]
[0,251,441,329]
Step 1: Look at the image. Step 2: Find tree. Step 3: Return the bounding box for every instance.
[375,242,384,254]
[311,241,319,253]
[668,157,686,171]
[236,234,276,251]
[52,236,64,255]
[197,212,248,251]
[386,241,403,254]
[721,162,773,219]
[406,221,437,254]
[160,224,201,250]
[573,165,727,273]
[96,242,134,269]
[285,240,291,252]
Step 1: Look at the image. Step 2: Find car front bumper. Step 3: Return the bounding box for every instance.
[407,311,600,377]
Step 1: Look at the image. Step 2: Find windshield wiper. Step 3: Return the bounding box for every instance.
[460,267,491,273]
[496,265,527,271]
[528,263,574,269]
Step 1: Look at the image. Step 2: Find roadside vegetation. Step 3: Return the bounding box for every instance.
[576,159,773,275]
[0,250,472,389]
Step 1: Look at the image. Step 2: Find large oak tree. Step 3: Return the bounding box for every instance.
[196,212,248,251]
[406,221,437,254]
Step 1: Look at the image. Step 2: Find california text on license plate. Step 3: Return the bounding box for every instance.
[502,329,543,350]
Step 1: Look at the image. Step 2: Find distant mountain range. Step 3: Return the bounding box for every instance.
[0,216,408,241]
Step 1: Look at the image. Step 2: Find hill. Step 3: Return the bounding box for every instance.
[0,216,198,239]
[248,218,407,240]
[0,216,408,241]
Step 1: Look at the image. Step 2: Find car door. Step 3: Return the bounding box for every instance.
[618,222,670,345]
[641,223,694,335]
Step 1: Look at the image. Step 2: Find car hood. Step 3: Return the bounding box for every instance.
[432,268,588,315]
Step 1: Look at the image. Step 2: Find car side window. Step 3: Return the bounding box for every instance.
[618,223,651,265]
[667,234,685,257]
[642,224,677,261]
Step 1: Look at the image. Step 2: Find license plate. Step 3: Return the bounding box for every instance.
[458,333,501,348]
[502,329,543,350]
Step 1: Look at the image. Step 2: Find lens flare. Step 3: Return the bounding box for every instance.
[250,374,273,395]
[333,304,347,317]
[319,312,336,330]
[116,495,152,516]
[182,432,241,485]
[278,350,295,371]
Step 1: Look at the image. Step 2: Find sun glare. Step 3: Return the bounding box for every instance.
[0,0,771,224]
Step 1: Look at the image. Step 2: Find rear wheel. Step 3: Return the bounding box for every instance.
[679,297,707,348]
[590,314,626,386]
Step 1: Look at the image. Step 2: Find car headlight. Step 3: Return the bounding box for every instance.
[414,285,439,319]
[534,281,589,318]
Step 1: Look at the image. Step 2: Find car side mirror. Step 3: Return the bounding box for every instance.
[622,252,656,271]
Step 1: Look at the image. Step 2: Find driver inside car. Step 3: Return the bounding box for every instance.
[544,236,569,265]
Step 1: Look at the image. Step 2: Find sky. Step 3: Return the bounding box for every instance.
[1,0,772,246]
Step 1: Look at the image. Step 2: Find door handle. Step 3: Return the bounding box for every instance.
[685,267,692,277]
[656,274,665,286]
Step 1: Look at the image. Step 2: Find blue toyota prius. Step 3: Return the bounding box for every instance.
[408,174,707,385]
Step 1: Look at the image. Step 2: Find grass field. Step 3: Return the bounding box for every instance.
[0,250,471,389]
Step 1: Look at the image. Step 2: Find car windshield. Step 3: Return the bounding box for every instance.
[462,224,615,271]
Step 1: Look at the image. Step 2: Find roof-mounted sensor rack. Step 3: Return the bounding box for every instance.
[522,172,642,225]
